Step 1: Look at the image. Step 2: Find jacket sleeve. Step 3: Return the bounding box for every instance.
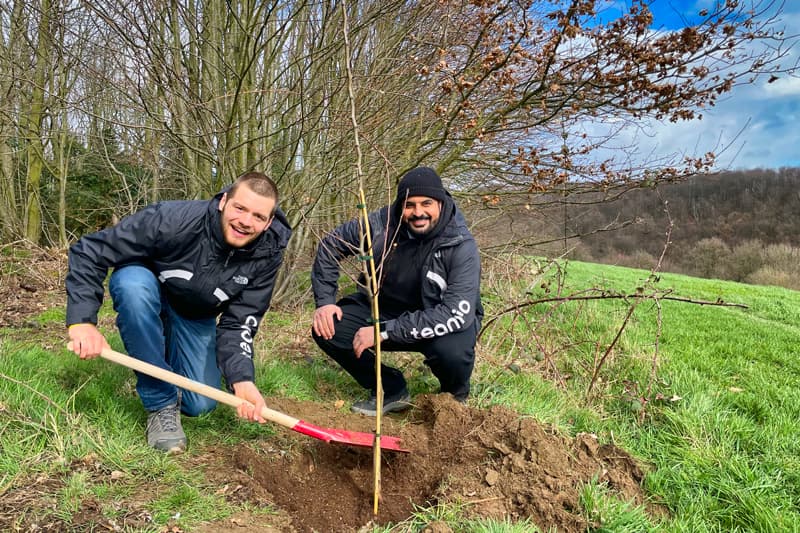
[382,238,481,343]
[311,211,380,307]
[65,204,163,326]
[216,253,283,386]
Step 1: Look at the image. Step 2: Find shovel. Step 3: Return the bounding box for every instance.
[70,344,409,453]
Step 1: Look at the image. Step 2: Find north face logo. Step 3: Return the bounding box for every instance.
[233,275,249,285]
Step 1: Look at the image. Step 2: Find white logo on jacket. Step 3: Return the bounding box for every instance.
[239,315,258,358]
[409,300,471,339]
[233,275,249,285]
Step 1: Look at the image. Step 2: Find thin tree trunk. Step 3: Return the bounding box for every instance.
[0,1,24,241]
[23,0,51,244]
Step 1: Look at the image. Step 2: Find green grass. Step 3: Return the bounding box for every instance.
[2,258,800,531]
[533,262,800,532]
[579,479,658,533]
[374,502,546,532]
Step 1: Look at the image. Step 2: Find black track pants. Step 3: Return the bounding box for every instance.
[312,294,477,400]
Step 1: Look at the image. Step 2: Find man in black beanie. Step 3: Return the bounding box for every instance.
[311,167,483,415]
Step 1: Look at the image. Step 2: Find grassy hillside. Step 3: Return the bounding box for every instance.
[550,262,800,531]
[1,257,799,531]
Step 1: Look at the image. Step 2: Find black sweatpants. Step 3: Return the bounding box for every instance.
[312,293,476,401]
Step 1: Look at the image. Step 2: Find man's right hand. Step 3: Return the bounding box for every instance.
[312,304,342,340]
[68,323,110,360]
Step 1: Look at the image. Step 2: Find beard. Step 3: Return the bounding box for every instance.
[407,215,438,236]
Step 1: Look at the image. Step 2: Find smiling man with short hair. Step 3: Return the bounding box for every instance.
[66,172,291,452]
[311,167,483,416]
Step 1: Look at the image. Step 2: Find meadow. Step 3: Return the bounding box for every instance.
[1,257,798,531]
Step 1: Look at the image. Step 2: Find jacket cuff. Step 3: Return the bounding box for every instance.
[382,319,397,341]
[225,373,255,392]
[66,307,98,328]
[315,294,338,307]
[222,362,256,391]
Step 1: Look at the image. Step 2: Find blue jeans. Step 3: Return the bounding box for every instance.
[109,265,221,415]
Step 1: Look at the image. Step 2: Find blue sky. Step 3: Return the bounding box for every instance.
[591,0,800,170]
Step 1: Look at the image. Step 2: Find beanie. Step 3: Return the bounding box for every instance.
[396,167,448,204]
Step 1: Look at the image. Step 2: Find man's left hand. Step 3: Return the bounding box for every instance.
[231,381,267,423]
[353,326,377,358]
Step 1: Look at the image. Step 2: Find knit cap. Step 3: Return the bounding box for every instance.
[396,167,447,203]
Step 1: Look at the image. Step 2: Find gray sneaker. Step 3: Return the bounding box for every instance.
[351,389,411,416]
[146,403,186,453]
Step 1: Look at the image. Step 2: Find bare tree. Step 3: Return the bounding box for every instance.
[0,1,794,297]
[19,0,52,244]
[0,1,26,241]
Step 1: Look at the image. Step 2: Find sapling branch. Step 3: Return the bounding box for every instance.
[479,291,748,336]
[340,1,384,515]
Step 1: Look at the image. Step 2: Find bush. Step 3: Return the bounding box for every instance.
[566,242,594,262]
[579,235,800,291]
[761,243,800,274]
[727,239,765,281]
[613,249,657,270]
[746,266,798,290]
[684,237,731,279]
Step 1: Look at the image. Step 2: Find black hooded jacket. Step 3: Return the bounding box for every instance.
[65,190,292,386]
[312,192,482,343]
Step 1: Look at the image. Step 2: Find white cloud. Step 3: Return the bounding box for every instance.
[602,3,800,170]
[763,76,800,97]
[558,1,800,170]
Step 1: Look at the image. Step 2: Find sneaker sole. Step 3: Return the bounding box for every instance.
[165,445,186,454]
[151,439,187,453]
[351,398,412,417]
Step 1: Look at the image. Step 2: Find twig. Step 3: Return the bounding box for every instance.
[465,496,505,506]
[479,292,747,337]
[0,372,70,416]
[586,304,636,397]
[639,190,672,421]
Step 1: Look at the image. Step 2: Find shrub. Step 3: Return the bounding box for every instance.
[566,242,594,262]
[727,239,765,281]
[684,237,731,279]
[614,249,657,270]
[761,243,800,274]
[746,266,798,290]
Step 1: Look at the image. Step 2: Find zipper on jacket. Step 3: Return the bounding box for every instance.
[224,250,234,268]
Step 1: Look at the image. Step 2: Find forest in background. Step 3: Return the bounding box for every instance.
[469,167,800,289]
[1,1,797,300]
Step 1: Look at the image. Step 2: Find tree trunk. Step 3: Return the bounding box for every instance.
[22,0,51,244]
[0,1,25,241]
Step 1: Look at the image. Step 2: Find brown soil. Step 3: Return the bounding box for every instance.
[0,394,652,533]
[189,394,649,532]
[0,248,654,532]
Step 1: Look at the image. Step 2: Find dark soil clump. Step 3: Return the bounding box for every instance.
[222,394,650,532]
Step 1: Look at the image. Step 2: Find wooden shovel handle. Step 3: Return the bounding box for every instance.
[67,343,300,428]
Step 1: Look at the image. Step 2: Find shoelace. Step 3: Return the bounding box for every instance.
[153,406,179,432]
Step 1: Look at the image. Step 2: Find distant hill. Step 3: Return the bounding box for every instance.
[573,167,800,257]
[467,167,800,289]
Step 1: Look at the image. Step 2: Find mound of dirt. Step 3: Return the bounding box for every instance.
[208,394,650,532]
[0,248,653,532]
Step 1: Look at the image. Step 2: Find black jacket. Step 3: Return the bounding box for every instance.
[312,194,482,343]
[66,191,292,385]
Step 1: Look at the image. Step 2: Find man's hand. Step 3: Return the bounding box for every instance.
[68,323,111,360]
[232,381,267,423]
[312,304,342,340]
[353,326,377,358]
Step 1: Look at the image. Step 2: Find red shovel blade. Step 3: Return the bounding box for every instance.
[291,420,409,453]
